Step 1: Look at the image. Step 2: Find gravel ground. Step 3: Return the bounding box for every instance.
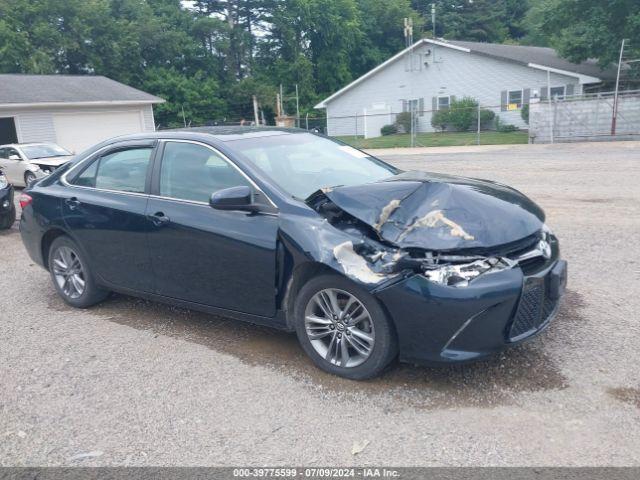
[1,141,639,466]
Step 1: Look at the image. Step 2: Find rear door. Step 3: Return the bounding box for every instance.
[145,140,279,317]
[62,140,156,292]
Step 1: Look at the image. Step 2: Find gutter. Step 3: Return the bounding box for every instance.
[0,99,165,109]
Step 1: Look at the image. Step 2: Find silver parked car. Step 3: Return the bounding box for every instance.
[0,143,74,187]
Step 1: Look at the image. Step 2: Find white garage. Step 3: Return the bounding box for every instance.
[0,74,163,154]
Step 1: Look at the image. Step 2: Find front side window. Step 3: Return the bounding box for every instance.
[508,90,523,108]
[229,133,397,199]
[72,147,152,193]
[160,142,251,203]
[1,148,20,159]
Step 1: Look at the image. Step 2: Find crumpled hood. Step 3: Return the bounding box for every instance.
[29,156,73,167]
[322,171,545,251]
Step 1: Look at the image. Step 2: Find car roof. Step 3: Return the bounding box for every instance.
[105,126,309,145]
[0,142,59,148]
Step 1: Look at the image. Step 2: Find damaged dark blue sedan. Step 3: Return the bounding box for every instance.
[20,127,567,379]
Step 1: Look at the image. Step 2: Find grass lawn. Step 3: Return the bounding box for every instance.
[336,130,529,149]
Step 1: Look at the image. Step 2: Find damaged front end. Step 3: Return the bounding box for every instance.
[305,173,550,289]
[301,172,565,365]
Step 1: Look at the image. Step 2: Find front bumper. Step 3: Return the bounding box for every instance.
[375,248,567,365]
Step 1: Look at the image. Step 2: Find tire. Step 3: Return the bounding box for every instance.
[0,204,15,230]
[24,171,36,187]
[47,236,110,308]
[293,273,397,380]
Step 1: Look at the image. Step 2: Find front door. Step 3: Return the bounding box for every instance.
[0,146,24,185]
[146,140,279,317]
[62,142,156,292]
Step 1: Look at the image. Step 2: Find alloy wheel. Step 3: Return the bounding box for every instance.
[25,172,36,187]
[52,246,86,299]
[304,288,375,368]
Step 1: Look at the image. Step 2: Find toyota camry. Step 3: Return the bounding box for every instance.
[19,127,567,379]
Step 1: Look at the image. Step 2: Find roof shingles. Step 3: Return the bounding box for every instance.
[0,74,164,105]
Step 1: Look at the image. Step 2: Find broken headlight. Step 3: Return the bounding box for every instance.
[0,174,7,189]
[422,257,511,288]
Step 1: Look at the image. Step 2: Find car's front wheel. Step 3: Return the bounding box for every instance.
[24,171,37,187]
[294,273,397,380]
[48,236,109,308]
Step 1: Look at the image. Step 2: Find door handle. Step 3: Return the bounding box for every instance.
[149,211,170,227]
[65,197,80,210]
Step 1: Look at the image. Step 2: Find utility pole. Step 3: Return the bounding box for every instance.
[611,39,626,135]
[295,84,300,128]
[547,69,554,143]
[279,84,284,116]
[181,105,187,128]
[476,102,481,145]
[431,3,436,38]
[252,95,260,126]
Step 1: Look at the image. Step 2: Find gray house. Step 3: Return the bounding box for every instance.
[0,75,163,153]
[315,39,616,138]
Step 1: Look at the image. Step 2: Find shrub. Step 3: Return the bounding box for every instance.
[430,109,449,131]
[380,124,398,136]
[430,97,495,132]
[495,116,519,132]
[395,111,414,133]
[478,109,495,129]
[521,104,529,124]
[446,97,478,131]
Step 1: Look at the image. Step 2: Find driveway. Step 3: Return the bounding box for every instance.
[1,141,639,466]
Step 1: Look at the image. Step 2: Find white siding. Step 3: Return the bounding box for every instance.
[325,45,580,136]
[0,104,156,150]
[142,104,156,131]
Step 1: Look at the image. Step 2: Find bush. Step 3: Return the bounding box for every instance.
[521,104,529,124]
[495,117,519,132]
[478,109,496,129]
[446,97,477,131]
[395,111,414,133]
[380,124,398,136]
[430,96,495,132]
[430,109,449,131]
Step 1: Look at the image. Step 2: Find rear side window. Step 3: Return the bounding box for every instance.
[159,142,251,203]
[72,147,152,193]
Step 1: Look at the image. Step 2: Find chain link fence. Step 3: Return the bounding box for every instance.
[156,90,640,149]
[529,90,640,143]
[299,102,528,149]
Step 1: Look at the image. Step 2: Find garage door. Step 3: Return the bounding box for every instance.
[53,110,144,153]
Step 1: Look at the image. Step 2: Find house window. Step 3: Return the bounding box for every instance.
[550,86,565,99]
[508,90,523,109]
[403,98,424,116]
[437,96,450,110]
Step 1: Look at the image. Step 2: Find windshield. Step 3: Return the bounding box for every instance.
[228,133,398,199]
[21,144,72,160]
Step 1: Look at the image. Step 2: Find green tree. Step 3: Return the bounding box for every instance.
[413,0,529,43]
[537,0,640,70]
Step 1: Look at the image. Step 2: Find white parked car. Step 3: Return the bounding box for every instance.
[0,143,74,187]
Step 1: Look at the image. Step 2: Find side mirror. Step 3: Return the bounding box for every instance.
[209,186,259,212]
[8,155,20,161]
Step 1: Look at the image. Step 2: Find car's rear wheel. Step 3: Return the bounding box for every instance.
[48,236,109,308]
[294,273,397,380]
[24,171,36,187]
[0,204,15,230]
